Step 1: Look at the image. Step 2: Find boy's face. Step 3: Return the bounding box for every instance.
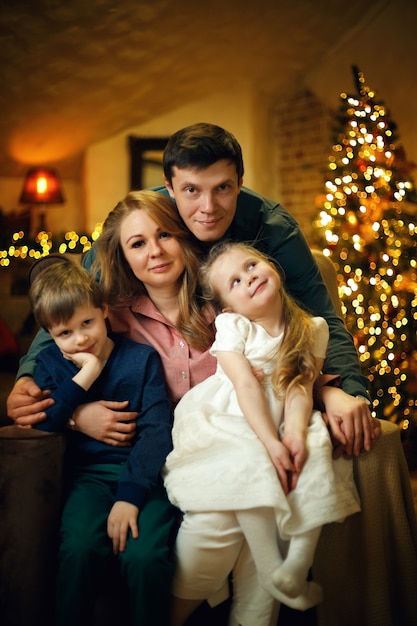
[48,304,109,361]
[165,159,243,243]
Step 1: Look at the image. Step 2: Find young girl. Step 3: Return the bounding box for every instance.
[163,241,361,626]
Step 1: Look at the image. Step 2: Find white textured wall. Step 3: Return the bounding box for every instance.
[84,88,258,230]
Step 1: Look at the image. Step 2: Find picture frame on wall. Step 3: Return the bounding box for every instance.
[129,135,169,191]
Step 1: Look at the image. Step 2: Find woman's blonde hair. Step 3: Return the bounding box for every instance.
[199,241,318,397]
[93,190,214,352]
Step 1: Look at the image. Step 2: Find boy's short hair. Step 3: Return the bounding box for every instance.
[163,122,244,184]
[28,253,72,288]
[29,259,104,330]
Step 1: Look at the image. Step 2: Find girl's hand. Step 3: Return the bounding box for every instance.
[265,438,296,495]
[281,431,307,490]
[107,501,139,554]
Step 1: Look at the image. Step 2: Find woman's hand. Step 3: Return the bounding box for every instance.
[107,501,139,554]
[72,400,137,446]
[6,376,54,427]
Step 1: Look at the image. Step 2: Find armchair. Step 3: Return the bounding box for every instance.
[311,249,417,626]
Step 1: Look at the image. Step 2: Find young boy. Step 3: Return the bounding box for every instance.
[29,258,174,626]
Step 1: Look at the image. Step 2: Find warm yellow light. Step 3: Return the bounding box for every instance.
[36,176,48,194]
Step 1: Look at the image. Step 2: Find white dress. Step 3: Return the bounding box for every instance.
[163,313,360,540]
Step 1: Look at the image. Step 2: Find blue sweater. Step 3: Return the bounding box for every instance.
[34,335,172,509]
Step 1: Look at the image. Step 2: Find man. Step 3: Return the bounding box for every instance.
[161,123,378,458]
[7,123,379,457]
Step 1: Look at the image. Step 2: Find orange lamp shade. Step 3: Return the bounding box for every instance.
[19,168,64,204]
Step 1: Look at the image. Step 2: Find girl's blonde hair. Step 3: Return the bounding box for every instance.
[29,260,104,331]
[199,241,318,397]
[93,190,214,352]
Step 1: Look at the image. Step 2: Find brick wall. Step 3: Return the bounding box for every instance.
[272,88,332,242]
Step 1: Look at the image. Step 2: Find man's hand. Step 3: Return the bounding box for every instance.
[107,501,139,554]
[72,400,137,446]
[320,386,381,459]
[6,376,54,427]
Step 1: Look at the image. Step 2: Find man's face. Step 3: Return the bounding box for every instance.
[165,159,243,242]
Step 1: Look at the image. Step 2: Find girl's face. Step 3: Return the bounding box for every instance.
[209,247,281,320]
[120,209,186,291]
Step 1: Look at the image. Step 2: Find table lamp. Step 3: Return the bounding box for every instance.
[19,167,65,232]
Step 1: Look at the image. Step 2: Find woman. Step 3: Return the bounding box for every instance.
[91,190,215,406]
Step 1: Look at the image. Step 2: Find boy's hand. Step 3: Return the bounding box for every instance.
[107,501,139,554]
[62,350,99,369]
[66,351,105,391]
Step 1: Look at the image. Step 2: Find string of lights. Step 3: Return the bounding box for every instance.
[313,68,417,429]
[0,225,102,268]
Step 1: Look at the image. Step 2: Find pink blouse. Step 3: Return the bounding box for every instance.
[108,294,216,406]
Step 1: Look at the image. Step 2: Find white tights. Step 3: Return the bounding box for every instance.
[236,508,323,610]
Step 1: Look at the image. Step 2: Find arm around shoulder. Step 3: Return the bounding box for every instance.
[6,375,54,426]
[7,327,56,425]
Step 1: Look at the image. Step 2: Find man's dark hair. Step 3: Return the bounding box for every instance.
[163,123,244,185]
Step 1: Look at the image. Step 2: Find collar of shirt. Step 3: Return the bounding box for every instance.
[108,293,216,406]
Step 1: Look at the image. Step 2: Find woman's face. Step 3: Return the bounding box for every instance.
[119,209,186,291]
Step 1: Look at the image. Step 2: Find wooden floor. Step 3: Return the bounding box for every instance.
[185,599,317,626]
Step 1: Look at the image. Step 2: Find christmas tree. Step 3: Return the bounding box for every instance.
[313,66,417,435]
